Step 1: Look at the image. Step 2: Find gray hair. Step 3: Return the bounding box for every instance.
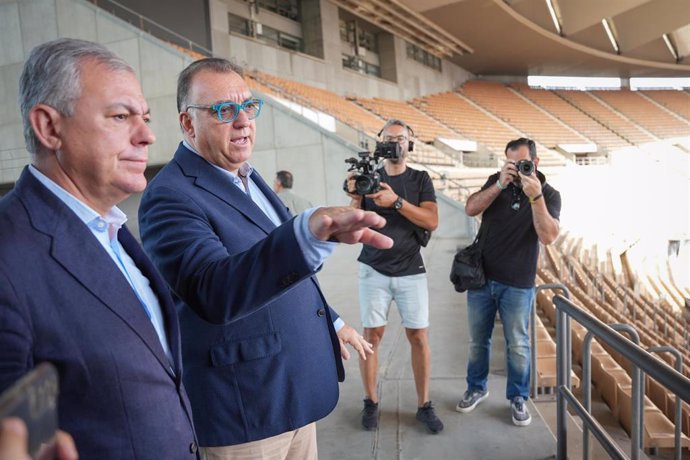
[379,119,414,138]
[177,58,245,112]
[19,38,134,154]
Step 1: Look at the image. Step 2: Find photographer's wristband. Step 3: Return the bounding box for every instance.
[529,193,543,204]
[496,179,506,190]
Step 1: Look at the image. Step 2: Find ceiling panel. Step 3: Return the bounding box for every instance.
[337,0,690,77]
[557,0,649,36]
[614,0,690,53]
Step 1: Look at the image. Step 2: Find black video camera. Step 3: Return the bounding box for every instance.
[344,141,402,195]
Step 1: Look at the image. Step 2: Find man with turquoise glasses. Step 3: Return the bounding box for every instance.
[138,58,393,459]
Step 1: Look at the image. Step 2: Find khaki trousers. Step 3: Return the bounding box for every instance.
[200,423,317,460]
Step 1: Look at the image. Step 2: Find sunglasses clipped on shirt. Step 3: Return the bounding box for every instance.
[186,98,264,123]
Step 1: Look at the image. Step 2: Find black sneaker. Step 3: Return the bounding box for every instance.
[361,398,379,431]
[416,401,444,434]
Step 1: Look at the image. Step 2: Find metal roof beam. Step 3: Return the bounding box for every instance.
[330,0,472,58]
[558,0,649,36]
[614,0,690,53]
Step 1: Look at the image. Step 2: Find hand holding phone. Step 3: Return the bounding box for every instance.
[0,363,71,459]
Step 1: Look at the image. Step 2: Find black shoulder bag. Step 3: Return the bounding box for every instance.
[449,220,488,293]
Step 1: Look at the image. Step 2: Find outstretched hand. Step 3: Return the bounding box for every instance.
[336,324,373,360]
[309,207,393,249]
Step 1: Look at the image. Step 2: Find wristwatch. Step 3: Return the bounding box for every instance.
[393,196,404,211]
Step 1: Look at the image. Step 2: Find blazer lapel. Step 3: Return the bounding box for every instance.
[174,144,277,234]
[17,169,174,379]
[119,228,182,381]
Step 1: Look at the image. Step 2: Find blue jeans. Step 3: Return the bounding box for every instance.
[466,280,534,400]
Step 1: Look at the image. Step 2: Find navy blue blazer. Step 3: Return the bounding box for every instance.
[138,143,344,446]
[0,168,198,459]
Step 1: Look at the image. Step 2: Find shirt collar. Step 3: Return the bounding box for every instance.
[182,139,254,185]
[28,165,127,238]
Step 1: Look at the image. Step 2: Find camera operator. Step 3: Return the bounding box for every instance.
[345,119,443,434]
[456,138,560,427]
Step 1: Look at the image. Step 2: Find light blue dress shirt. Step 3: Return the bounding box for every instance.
[28,165,173,361]
[182,141,344,331]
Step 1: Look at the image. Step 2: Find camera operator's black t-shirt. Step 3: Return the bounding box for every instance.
[358,167,436,277]
[479,171,561,288]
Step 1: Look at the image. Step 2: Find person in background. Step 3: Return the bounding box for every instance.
[456,138,561,426]
[345,119,443,434]
[273,170,313,215]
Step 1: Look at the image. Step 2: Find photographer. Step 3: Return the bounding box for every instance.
[345,119,443,434]
[456,138,560,427]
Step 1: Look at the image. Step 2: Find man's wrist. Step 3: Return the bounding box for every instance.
[529,193,543,204]
[496,179,506,190]
[393,196,404,211]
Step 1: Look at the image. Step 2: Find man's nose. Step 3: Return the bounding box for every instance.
[233,108,250,127]
[134,118,156,146]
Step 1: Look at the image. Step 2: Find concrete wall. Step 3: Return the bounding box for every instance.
[209,0,474,99]
[113,0,211,50]
[0,0,198,185]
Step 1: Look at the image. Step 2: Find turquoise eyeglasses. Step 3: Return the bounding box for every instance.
[186,98,264,123]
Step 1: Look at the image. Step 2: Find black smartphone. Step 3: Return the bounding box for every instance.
[0,363,59,459]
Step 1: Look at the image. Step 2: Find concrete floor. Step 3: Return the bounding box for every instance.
[314,237,558,460]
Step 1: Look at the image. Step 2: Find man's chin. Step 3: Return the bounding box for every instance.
[122,176,148,194]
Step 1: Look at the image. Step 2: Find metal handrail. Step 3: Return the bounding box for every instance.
[531,283,570,399]
[554,295,690,460]
[646,346,683,460]
[561,389,628,460]
[582,324,642,460]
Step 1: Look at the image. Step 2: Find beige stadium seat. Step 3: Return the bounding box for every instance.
[598,367,632,410]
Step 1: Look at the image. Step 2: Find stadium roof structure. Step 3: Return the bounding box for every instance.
[338,0,690,77]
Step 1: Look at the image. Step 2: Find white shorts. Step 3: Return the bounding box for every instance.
[358,263,429,329]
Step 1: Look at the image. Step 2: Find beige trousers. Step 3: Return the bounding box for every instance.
[200,423,317,460]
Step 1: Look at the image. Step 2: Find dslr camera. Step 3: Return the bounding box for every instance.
[515,159,535,176]
[344,141,402,195]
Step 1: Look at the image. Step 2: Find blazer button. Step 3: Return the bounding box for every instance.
[317,308,326,317]
[189,441,198,454]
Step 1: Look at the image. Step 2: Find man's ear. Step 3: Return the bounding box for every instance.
[29,104,63,152]
[179,111,194,138]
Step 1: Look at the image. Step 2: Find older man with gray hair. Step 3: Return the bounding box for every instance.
[0,38,198,458]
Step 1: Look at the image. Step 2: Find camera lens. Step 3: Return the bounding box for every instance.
[517,160,534,176]
[355,175,376,195]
